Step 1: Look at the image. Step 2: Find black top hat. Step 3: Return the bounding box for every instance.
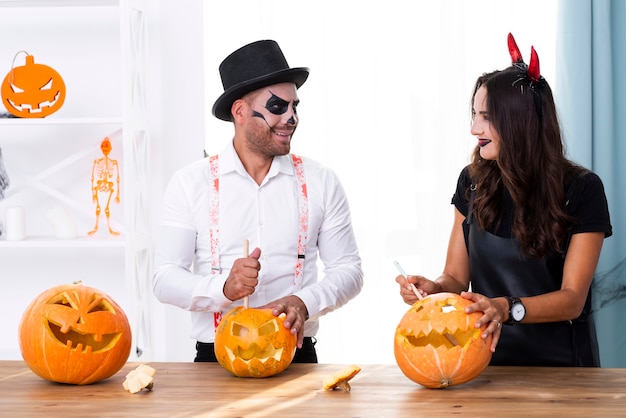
[212,40,310,121]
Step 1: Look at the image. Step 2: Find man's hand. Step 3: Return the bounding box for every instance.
[223,247,261,301]
[259,295,309,348]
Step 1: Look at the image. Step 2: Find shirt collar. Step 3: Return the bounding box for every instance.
[220,140,295,181]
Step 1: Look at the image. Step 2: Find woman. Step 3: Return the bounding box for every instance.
[396,34,612,366]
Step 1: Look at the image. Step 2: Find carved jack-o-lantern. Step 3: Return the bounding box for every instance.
[394,292,492,388]
[1,53,66,118]
[214,307,297,378]
[18,282,132,385]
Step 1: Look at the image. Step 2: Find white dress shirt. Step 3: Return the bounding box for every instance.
[153,141,363,343]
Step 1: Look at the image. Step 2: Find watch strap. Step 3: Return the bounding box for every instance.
[504,296,523,325]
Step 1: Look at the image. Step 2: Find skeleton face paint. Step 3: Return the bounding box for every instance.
[244,83,300,157]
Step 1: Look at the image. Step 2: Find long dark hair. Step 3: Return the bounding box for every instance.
[468,67,582,259]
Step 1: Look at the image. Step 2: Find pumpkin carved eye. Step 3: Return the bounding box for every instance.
[40,78,53,91]
[258,318,278,336]
[9,83,24,94]
[232,323,249,338]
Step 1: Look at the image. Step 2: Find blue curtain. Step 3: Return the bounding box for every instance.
[556,0,626,367]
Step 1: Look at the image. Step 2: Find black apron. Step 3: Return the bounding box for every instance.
[466,203,600,367]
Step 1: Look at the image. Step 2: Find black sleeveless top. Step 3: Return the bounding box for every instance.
[452,166,612,366]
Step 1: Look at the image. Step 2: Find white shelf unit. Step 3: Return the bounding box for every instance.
[0,0,153,360]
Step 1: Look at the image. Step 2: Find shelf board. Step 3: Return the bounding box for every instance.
[0,235,126,248]
[0,0,118,7]
[0,117,123,126]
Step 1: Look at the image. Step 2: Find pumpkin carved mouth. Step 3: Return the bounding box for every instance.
[400,329,478,349]
[226,344,284,362]
[397,302,480,349]
[6,89,62,114]
[47,321,122,354]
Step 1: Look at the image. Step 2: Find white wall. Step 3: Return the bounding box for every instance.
[0,0,558,364]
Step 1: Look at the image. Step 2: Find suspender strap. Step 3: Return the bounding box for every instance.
[208,155,221,274]
[208,155,221,329]
[292,153,308,288]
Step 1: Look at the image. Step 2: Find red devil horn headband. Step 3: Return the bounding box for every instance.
[507,33,524,64]
[507,32,542,84]
[528,47,540,83]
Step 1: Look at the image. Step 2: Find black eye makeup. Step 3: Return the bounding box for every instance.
[265,92,298,116]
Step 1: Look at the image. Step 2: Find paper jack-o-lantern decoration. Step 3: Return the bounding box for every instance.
[1,51,66,118]
[394,292,492,389]
[18,282,132,385]
[214,307,297,378]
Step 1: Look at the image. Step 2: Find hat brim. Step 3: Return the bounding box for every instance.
[212,67,309,121]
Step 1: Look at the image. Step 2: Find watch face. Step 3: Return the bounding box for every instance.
[512,303,525,321]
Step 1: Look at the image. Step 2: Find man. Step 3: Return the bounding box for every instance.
[152,40,363,362]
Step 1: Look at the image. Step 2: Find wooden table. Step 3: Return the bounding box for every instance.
[1,361,626,417]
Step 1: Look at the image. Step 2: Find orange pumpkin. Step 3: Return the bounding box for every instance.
[1,53,66,118]
[18,282,132,385]
[214,307,297,378]
[394,292,492,388]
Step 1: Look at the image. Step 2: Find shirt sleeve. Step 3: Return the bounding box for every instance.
[451,166,472,216]
[567,171,613,238]
[293,169,364,320]
[152,172,232,312]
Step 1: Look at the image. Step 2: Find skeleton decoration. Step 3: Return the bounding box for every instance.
[88,137,120,236]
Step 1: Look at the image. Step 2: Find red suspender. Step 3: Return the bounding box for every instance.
[208,155,221,329]
[291,154,308,288]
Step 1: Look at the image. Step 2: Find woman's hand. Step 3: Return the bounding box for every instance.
[461,291,506,352]
[395,274,441,305]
